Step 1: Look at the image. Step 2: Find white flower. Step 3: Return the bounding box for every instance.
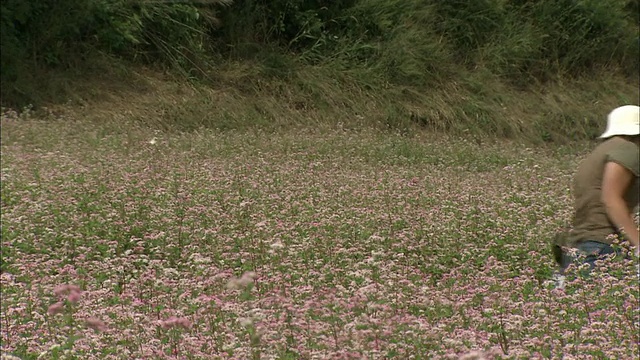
[149,137,158,145]
[37,344,61,359]
[163,267,179,277]
[270,241,285,249]
[190,253,211,264]
[2,354,23,360]
[237,317,253,327]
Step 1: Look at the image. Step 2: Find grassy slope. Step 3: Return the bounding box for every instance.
[7,58,638,145]
[2,0,637,142]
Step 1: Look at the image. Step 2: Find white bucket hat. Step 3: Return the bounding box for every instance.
[599,105,640,139]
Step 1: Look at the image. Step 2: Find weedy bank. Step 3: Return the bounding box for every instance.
[2,0,638,143]
[1,112,638,359]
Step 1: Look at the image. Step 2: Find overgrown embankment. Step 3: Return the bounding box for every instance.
[1,0,638,142]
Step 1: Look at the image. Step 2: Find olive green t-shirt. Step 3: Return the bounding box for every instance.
[568,137,639,245]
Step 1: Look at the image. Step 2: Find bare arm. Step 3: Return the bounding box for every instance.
[601,162,639,254]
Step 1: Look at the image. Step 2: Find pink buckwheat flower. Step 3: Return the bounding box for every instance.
[67,289,82,304]
[160,316,191,330]
[54,284,82,297]
[85,317,108,332]
[460,351,489,360]
[47,302,64,315]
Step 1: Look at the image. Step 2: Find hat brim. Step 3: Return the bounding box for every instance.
[599,127,640,138]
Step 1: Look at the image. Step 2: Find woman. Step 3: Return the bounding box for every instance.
[553,105,639,280]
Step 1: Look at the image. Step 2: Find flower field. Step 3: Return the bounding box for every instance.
[1,115,638,359]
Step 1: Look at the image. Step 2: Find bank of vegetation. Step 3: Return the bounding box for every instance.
[1,0,638,142]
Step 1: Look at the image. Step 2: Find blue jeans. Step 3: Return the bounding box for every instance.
[559,240,624,275]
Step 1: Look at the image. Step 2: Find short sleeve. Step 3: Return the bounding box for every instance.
[607,141,640,177]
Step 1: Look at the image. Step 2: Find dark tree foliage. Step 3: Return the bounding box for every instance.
[1,0,637,106]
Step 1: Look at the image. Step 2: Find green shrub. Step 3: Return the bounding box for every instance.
[431,0,507,62]
[217,0,637,84]
[522,0,636,76]
[0,0,230,105]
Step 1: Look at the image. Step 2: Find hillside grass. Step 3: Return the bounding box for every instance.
[2,0,638,143]
[10,60,638,146]
[1,111,638,359]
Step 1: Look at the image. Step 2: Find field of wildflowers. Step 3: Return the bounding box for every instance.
[1,113,638,359]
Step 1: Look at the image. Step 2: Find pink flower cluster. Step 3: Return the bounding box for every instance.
[159,316,192,330]
[85,317,108,332]
[47,284,83,315]
[46,284,108,333]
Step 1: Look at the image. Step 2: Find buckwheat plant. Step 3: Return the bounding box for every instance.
[1,114,638,359]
